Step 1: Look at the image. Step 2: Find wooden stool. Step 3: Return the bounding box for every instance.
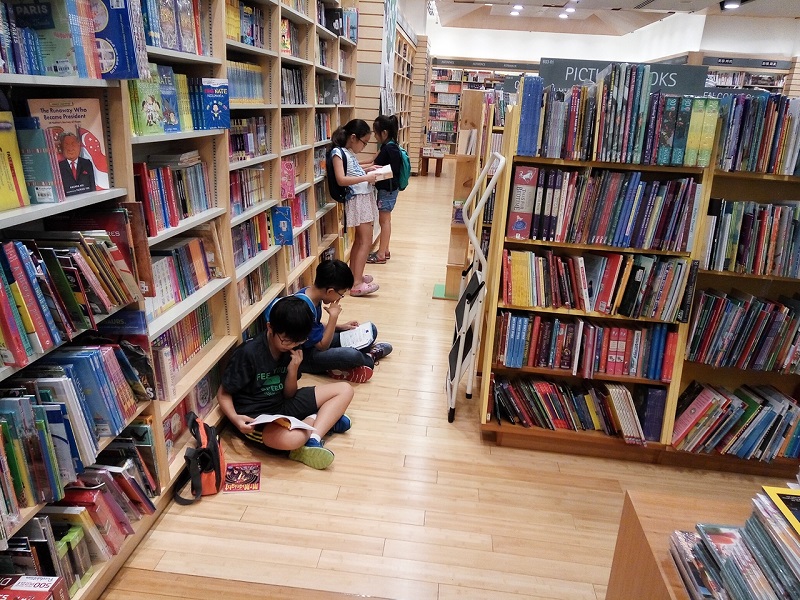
[419,152,444,177]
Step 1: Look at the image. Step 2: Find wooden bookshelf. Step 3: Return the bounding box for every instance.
[394,27,415,150]
[0,0,361,596]
[475,89,800,478]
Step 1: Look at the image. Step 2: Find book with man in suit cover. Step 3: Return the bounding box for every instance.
[27,99,109,198]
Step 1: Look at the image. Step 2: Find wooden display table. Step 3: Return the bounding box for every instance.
[419,150,444,176]
[606,490,752,599]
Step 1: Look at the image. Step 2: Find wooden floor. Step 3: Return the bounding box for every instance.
[103,163,791,600]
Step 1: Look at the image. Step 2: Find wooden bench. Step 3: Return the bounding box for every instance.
[419,151,444,177]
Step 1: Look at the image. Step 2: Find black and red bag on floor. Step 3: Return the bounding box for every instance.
[173,412,226,504]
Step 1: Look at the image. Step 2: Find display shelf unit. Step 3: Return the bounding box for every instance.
[475,102,800,478]
[409,35,430,174]
[0,0,361,595]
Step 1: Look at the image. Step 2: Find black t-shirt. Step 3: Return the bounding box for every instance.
[374,142,402,191]
[221,333,298,416]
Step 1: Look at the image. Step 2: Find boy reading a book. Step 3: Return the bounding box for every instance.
[267,260,393,383]
[217,296,353,469]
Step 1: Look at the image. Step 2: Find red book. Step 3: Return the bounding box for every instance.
[506,166,538,239]
[159,167,180,227]
[595,252,624,314]
[607,327,620,375]
[526,315,541,367]
[621,327,634,376]
[133,162,159,237]
[553,321,567,369]
[660,330,678,382]
[599,326,612,373]
[2,242,53,350]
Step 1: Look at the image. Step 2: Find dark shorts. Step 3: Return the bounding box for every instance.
[241,386,317,445]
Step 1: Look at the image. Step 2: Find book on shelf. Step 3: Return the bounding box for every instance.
[92,0,150,80]
[0,111,30,210]
[128,63,165,136]
[0,574,70,600]
[26,98,109,197]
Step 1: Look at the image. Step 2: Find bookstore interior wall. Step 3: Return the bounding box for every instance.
[478,63,800,480]
[0,0,360,596]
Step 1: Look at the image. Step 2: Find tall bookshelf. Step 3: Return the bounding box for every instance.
[477,82,800,479]
[0,0,359,596]
[427,67,462,154]
[409,35,430,174]
[393,27,415,149]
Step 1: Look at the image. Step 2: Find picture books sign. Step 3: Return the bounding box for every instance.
[538,57,708,97]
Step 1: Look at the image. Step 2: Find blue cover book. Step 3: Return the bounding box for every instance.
[613,173,641,247]
[43,402,84,474]
[270,205,293,245]
[201,78,230,130]
[93,0,148,79]
[157,65,181,133]
[517,76,543,157]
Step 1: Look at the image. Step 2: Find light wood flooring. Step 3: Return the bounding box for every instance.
[102,163,791,600]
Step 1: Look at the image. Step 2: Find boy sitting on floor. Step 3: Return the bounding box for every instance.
[217,296,353,469]
[279,259,392,383]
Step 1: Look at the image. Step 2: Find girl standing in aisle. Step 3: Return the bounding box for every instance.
[330,119,380,296]
[367,115,403,265]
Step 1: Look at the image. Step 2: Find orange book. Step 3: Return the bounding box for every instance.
[599,326,612,374]
[660,330,678,382]
[187,238,210,288]
[616,327,629,376]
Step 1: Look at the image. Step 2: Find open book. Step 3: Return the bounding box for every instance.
[249,414,315,431]
[338,321,376,350]
[373,164,393,181]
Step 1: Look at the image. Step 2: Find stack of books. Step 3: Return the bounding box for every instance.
[671,483,800,598]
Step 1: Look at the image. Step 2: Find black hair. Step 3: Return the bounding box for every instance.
[331,119,371,148]
[268,296,313,341]
[373,114,399,142]
[314,259,354,290]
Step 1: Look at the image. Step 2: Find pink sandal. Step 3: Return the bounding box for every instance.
[363,274,374,284]
[350,281,380,296]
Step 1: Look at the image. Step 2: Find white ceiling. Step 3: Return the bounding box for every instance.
[434,0,800,35]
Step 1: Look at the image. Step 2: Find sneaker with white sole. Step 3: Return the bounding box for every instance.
[327,366,373,383]
[367,342,393,363]
[331,414,351,433]
[288,438,335,469]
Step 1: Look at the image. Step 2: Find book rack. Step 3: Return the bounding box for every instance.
[478,98,800,479]
[0,0,361,596]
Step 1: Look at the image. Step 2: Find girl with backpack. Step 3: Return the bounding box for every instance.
[368,115,405,264]
[330,119,380,296]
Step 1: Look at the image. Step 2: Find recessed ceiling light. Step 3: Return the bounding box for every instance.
[513,4,523,9]
[566,7,575,12]
[510,10,519,15]
[484,3,492,5]
[559,12,568,18]
[723,0,740,7]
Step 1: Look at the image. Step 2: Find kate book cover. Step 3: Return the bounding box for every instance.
[26,99,109,198]
[223,461,261,493]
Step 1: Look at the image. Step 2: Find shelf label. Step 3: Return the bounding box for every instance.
[702,56,791,70]
[539,57,708,96]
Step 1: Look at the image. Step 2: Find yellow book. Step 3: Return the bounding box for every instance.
[762,487,800,536]
[174,73,194,132]
[583,392,602,430]
[6,278,43,354]
[697,97,720,168]
[0,112,30,210]
[683,97,706,167]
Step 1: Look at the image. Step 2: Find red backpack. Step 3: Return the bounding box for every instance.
[173,412,226,504]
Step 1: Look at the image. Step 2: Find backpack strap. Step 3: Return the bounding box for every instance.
[172,412,206,505]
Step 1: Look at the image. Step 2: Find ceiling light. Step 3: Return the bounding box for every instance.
[513,4,523,9]
[510,10,519,15]
[559,12,568,19]
[484,3,492,5]
[722,0,740,8]
[566,7,575,12]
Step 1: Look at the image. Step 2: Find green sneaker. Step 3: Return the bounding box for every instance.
[288,439,335,469]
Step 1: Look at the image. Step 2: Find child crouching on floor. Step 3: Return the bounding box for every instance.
[216,296,353,469]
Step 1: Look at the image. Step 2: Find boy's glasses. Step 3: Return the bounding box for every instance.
[333,290,346,299]
[276,333,307,346]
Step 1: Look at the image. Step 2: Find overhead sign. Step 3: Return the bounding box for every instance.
[702,56,791,70]
[538,57,708,96]
[432,57,539,72]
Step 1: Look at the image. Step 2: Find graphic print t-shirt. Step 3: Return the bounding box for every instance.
[221,334,296,416]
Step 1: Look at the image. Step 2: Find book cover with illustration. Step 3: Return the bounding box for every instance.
[27,98,109,197]
[157,65,181,133]
[0,111,30,209]
[223,461,261,493]
[128,63,165,136]
[270,205,293,245]
[200,78,230,130]
[280,160,295,200]
[91,0,149,80]
[158,0,180,50]
[9,0,82,77]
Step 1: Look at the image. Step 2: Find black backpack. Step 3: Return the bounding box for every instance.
[326,147,352,203]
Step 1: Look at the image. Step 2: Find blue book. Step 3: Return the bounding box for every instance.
[270,206,293,245]
[642,387,666,442]
[43,403,83,475]
[94,0,147,79]
[517,76,543,157]
[200,78,230,130]
[32,405,63,498]
[157,65,181,133]
[14,241,62,346]
[44,350,123,438]
[670,96,693,166]
[613,173,641,247]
